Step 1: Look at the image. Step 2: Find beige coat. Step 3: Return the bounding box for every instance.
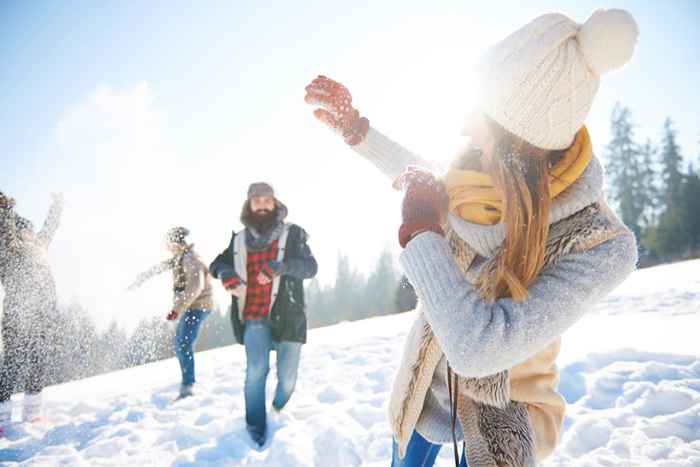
[171,249,215,315]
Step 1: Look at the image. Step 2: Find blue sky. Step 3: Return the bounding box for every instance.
[1,0,698,328]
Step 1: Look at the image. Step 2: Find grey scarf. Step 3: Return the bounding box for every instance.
[243,202,289,251]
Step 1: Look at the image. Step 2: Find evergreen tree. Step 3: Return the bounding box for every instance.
[654,208,691,259]
[653,118,691,258]
[681,162,700,248]
[333,253,365,321]
[125,317,173,367]
[659,118,684,208]
[604,103,646,238]
[639,138,660,228]
[364,249,398,318]
[98,320,128,373]
[305,277,331,327]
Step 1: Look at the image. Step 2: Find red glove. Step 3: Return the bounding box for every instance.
[394,166,445,248]
[304,75,370,146]
[166,310,178,321]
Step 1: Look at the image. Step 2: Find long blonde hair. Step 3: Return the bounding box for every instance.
[475,119,564,302]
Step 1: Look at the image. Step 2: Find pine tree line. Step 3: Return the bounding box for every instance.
[305,249,417,328]
[604,103,700,265]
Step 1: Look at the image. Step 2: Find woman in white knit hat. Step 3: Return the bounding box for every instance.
[305,9,639,467]
[127,227,215,400]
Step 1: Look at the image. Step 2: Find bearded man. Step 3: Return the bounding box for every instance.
[209,182,317,447]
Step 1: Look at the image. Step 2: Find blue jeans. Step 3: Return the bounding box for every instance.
[174,309,210,386]
[391,431,468,467]
[244,320,302,437]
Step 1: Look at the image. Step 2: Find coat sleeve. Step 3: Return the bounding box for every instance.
[350,127,439,181]
[36,198,63,246]
[127,260,173,290]
[209,233,237,281]
[399,231,638,378]
[172,254,205,314]
[282,228,318,280]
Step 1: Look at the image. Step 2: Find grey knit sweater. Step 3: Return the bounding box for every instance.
[352,127,638,444]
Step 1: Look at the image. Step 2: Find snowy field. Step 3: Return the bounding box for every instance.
[1,259,699,466]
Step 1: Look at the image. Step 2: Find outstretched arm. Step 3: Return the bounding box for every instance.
[351,128,435,181]
[127,260,173,291]
[37,193,63,246]
[305,75,436,181]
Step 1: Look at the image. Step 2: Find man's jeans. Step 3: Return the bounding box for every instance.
[244,320,302,437]
[391,431,468,467]
[174,309,211,386]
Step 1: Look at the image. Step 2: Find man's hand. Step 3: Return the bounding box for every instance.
[304,75,369,146]
[257,260,284,285]
[229,286,246,298]
[256,272,271,285]
[222,274,246,298]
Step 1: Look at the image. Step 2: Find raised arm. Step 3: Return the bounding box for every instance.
[127,260,173,291]
[304,75,435,181]
[36,193,63,246]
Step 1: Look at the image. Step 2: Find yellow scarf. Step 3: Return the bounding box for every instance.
[446,126,593,225]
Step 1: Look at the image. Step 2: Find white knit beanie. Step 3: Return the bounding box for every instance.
[476,9,639,150]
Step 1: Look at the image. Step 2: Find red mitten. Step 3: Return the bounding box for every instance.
[304,75,370,146]
[394,166,445,248]
[166,310,178,321]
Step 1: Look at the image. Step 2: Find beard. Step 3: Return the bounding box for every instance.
[250,208,278,232]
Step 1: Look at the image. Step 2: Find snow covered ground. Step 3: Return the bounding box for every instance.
[1,259,699,466]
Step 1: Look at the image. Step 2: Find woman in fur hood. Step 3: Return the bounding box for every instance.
[128,227,214,400]
[305,9,639,467]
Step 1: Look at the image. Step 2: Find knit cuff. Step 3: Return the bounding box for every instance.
[351,128,434,181]
[399,222,443,248]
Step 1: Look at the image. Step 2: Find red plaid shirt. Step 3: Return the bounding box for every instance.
[243,240,279,321]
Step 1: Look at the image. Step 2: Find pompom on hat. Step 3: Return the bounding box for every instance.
[474,9,639,150]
